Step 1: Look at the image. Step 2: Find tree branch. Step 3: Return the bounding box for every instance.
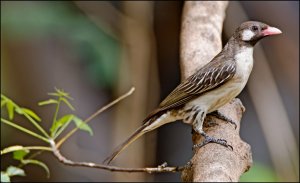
[180,1,252,182]
[56,87,135,148]
[48,87,186,175]
[50,139,185,174]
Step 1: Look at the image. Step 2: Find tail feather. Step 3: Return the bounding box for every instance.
[103,124,147,165]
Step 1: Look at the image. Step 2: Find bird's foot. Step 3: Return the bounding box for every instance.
[208,110,237,129]
[192,132,233,151]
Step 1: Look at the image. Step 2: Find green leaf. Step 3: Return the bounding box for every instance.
[21,108,41,122]
[47,92,60,97]
[50,114,74,136]
[21,159,50,178]
[61,98,75,111]
[73,116,93,136]
[1,100,7,108]
[38,99,58,106]
[55,87,66,95]
[1,94,6,99]
[48,88,73,100]
[14,107,24,115]
[6,166,25,177]
[13,149,30,160]
[6,101,14,120]
[1,172,10,182]
[1,145,24,155]
[55,88,73,100]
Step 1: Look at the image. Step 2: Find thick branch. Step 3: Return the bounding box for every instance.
[180,1,252,182]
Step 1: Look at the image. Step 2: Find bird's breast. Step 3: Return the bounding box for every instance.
[234,47,254,82]
[187,81,242,113]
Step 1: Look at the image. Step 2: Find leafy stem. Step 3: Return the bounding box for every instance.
[1,146,52,156]
[1,118,50,144]
[1,94,50,138]
[51,98,61,137]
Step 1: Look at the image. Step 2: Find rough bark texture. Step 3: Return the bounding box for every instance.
[180,1,252,182]
[180,1,227,79]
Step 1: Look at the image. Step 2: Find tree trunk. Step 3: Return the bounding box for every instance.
[180,1,252,181]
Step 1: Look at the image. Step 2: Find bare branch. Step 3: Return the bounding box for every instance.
[50,87,189,174]
[50,139,185,173]
[56,87,135,148]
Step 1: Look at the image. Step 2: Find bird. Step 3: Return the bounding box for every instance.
[104,21,282,165]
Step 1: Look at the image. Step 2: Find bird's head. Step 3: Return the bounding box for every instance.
[234,21,282,46]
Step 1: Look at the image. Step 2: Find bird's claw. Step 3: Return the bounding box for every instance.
[192,133,233,151]
[228,120,237,130]
[208,111,238,129]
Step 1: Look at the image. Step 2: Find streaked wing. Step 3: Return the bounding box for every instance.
[143,58,236,122]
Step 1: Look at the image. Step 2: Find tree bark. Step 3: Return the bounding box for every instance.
[180,1,252,182]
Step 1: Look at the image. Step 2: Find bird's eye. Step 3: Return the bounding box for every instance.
[251,26,259,31]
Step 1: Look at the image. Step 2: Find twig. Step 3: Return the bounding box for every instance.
[52,87,186,174]
[56,87,135,148]
[1,146,52,155]
[50,139,184,173]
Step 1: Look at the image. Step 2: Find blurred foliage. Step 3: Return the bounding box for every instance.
[1,88,93,182]
[1,165,25,182]
[240,162,278,182]
[1,1,121,88]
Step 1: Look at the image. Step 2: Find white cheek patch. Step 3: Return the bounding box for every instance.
[242,30,255,41]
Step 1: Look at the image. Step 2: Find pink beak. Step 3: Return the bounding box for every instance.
[262,26,282,36]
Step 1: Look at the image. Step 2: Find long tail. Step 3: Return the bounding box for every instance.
[103,124,148,165]
[103,108,164,165]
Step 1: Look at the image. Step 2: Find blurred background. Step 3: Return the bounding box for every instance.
[1,1,298,182]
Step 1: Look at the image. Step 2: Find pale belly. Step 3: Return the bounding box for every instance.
[185,76,247,113]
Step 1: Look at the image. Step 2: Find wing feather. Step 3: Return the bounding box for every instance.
[143,58,236,122]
